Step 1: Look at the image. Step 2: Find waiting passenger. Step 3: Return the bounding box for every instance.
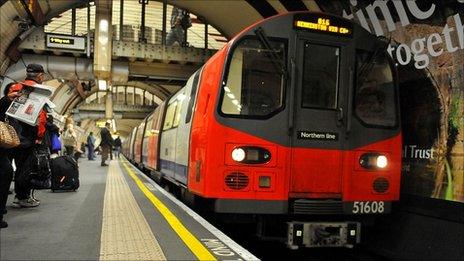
[166,7,191,46]
[62,118,77,157]
[43,114,61,155]
[100,121,114,166]
[0,83,20,228]
[9,64,48,208]
[87,132,96,161]
[114,136,122,159]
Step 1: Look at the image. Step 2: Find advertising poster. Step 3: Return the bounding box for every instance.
[317,0,463,203]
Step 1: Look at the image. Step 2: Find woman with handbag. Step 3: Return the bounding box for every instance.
[42,114,61,155]
[0,83,21,228]
[62,121,77,157]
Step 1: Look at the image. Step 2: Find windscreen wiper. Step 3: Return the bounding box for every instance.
[254,27,288,78]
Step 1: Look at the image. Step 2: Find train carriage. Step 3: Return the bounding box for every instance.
[133,119,147,167]
[127,127,137,163]
[141,102,165,175]
[126,11,401,249]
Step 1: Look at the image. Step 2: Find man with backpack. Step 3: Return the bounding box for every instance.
[166,6,192,46]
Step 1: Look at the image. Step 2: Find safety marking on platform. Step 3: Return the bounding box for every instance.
[143,182,157,191]
[121,160,217,261]
[121,158,260,261]
[99,161,166,261]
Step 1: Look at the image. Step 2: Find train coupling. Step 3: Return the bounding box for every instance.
[286,221,361,249]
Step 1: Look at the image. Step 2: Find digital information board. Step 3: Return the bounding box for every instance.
[46,34,86,51]
[293,13,353,37]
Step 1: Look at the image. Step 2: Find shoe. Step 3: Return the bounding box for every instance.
[31,196,40,203]
[11,198,39,208]
[101,163,108,166]
[0,220,7,229]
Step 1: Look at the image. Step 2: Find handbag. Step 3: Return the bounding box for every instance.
[62,128,76,147]
[51,132,62,151]
[0,120,20,148]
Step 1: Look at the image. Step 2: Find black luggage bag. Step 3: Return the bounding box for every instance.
[50,155,80,192]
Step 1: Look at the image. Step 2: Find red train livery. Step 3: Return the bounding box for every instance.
[123,11,402,249]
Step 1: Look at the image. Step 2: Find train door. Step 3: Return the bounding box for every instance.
[289,38,349,196]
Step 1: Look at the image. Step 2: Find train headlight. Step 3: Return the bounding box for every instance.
[231,147,271,164]
[232,148,246,162]
[359,153,388,170]
[376,155,388,168]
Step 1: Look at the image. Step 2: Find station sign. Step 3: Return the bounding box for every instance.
[46,34,86,51]
[293,13,353,37]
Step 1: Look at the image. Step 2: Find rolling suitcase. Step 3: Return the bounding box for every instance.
[50,155,80,192]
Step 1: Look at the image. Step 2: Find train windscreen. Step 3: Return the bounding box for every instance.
[355,50,397,127]
[220,38,286,118]
[301,43,340,109]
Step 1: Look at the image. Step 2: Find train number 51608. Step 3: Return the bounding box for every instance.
[344,201,391,214]
[352,201,384,214]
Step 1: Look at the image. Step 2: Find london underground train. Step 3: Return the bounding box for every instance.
[123,11,401,249]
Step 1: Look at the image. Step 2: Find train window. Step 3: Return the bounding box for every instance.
[301,43,339,109]
[220,38,286,118]
[173,93,186,127]
[144,114,154,137]
[185,70,201,124]
[151,106,160,130]
[163,101,177,130]
[355,50,397,127]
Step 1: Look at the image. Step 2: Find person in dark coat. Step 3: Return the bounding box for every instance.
[166,6,191,46]
[114,136,122,159]
[87,132,96,160]
[9,64,49,208]
[100,122,114,166]
[0,83,20,228]
[42,114,61,155]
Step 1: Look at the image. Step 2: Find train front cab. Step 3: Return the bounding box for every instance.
[189,12,402,249]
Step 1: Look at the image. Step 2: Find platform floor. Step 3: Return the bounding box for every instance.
[0,157,258,261]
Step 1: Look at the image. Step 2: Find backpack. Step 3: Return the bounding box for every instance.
[50,132,62,151]
[29,146,51,189]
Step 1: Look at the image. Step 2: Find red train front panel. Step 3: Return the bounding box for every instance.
[188,12,401,215]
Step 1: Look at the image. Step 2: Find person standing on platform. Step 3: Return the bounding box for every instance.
[62,118,77,157]
[87,132,96,160]
[0,83,20,228]
[100,122,113,166]
[43,114,61,155]
[114,136,122,159]
[166,6,191,46]
[9,64,48,208]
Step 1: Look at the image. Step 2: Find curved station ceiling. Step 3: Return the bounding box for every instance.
[0,0,322,137]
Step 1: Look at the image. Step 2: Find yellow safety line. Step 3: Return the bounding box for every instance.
[121,160,217,261]
[100,161,166,260]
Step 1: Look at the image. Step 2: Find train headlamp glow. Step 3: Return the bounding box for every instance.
[231,146,272,164]
[376,155,388,168]
[359,153,388,169]
[232,148,246,162]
